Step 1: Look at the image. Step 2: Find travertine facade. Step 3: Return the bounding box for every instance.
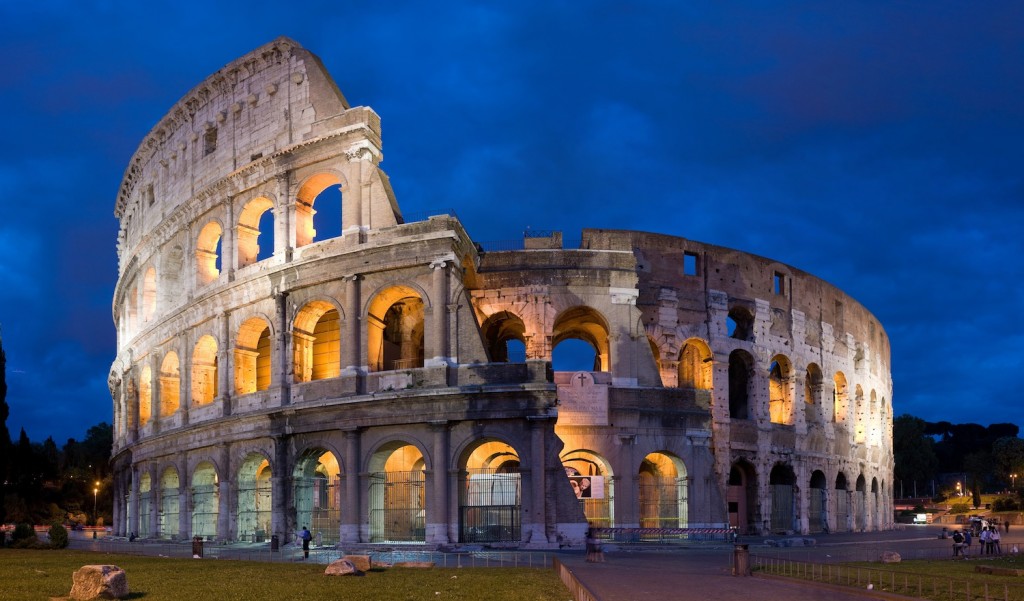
[109,38,893,547]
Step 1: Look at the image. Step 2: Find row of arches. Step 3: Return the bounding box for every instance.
[728,461,888,534]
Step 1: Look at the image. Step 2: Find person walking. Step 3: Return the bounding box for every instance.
[964,528,973,558]
[300,526,312,559]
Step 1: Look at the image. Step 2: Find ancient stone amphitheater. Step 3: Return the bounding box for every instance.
[108,38,893,548]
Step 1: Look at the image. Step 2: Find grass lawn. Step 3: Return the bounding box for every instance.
[0,549,570,600]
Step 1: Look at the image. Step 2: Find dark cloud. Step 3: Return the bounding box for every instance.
[0,1,1020,441]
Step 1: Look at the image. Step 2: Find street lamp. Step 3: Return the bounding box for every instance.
[93,481,100,525]
[956,481,962,497]
[1013,474,1018,490]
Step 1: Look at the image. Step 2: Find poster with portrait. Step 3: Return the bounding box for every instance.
[568,475,604,499]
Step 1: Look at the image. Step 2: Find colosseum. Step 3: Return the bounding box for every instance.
[108,38,893,548]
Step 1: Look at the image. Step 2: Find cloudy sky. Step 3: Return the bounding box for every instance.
[0,1,1020,443]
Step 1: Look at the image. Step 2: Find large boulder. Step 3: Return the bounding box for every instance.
[881,551,901,564]
[70,565,129,600]
[344,555,372,572]
[324,559,363,576]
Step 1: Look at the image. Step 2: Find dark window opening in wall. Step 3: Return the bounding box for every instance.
[773,272,785,295]
[204,128,217,156]
[145,184,155,207]
[683,252,698,276]
[727,307,753,341]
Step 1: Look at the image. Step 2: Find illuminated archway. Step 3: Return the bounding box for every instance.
[138,472,152,537]
[804,363,823,424]
[191,461,219,538]
[480,311,527,363]
[459,439,521,543]
[367,286,424,372]
[237,453,272,542]
[679,339,712,391]
[235,317,272,394]
[236,197,275,267]
[295,173,344,248]
[195,221,222,285]
[768,355,793,425]
[158,352,180,417]
[833,372,848,423]
[158,466,179,539]
[368,443,426,542]
[293,449,342,545]
[552,306,610,372]
[560,449,614,527]
[191,335,218,405]
[293,301,341,382]
[139,365,152,427]
[638,452,688,529]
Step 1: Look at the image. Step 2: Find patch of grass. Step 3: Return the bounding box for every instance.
[0,549,570,601]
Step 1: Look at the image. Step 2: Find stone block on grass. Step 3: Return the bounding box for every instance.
[69,565,129,600]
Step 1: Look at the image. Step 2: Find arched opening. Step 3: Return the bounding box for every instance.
[191,335,218,405]
[809,470,827,533]
[854,385,866,443]
[648,336,663,377]
[480,311,527,363]
[769,463,796,533]
[833,372,848,423]
[871,477,880,530]
[768,355,793,425]
[139,365,152,427]
[158,352,180,418]
[368,443,426,542]
[195,221,222,285]
[294,449,341,545]
[237,453,272,542]
[855,474,867,531]
[561,449,614,527]
[728,350,753,420]
[293,301,341,382]
[295,173,344,248]
[158,467,179,539]
[138,472,152,537]
[678,339,712,390]
[638,452,688,530]
[804,363,823,424]
[459,440,522,543]
[191,461,219,539]
[142,267,157,322]
[159,245,184,312]
[552,307,610,372]
[835,472,850,532]
[237,197,275,268]
[727,306,754,341]
[728,461,757,534]
[312,184,342,241]
[368,287,424,372]
[235,317,272,394]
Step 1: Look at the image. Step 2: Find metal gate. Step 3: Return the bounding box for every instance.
[808,488,825,533]
[369,471,425,542]
[138,492,151,537]
[159,488,179,539]
[459,470,521,543]
[770,484,793,532]
[294,476,341,544]
[236,480,272,542]
[638,476,688,530]
[835,492,849,532]
[191,484,218,538]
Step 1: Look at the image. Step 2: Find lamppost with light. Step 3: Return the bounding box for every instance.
[1012,473,1017,490]
[93,482,100,525]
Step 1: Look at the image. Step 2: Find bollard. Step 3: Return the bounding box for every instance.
[733,544,750,576]
[192,536,204,558]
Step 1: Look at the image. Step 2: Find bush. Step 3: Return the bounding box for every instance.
[10,523,40,549]
[48,523,69,549]
[993,497,1020,512]
[950,502,971,514]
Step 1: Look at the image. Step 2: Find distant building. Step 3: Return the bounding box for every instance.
[109,38,893,547]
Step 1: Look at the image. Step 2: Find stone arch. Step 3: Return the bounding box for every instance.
[367,441,427,542]
[293,447,342,545]
[804,363,823,424]
[158,466,180,538]
[833,372,848,423]
[727,306,754,341]
[237,196,275,267]
[480,310,527,363]
[560,449,614,527]
[855,474,867,531]
[138,471,153,537]
[834,471,851,532]
[728,460,757,534]
[142,266,157,322]
[458,438,522,543]
[639,452,688,529]
[768,355,794,425]
[191,461,219,538]
[552,306,610,372]
[769,463,796,533]
[235,316,273,394]
[809,470,827,533]
[195,220,223,285]
[295,172,346,248]
[293,299,342,382]
[237,452,273,542]
[191,335,218,405]
[367,285,425,372]
[158,352,180,418]
[728,350,754,420]
[139,364,153,427]
[678,338,712,390]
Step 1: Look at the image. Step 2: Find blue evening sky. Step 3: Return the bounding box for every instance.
[0,1,1020,443]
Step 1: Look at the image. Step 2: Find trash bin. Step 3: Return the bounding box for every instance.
[192,536,204,558]
[733,544,750,576]
[271,534,279,552]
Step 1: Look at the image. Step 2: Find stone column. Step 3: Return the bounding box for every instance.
[527,416,552,543]
[426,421,450,544]
[128,465,139,538]
[178,454,190,538]
[341,275,361,374]
[218,312,232,416]
[217,444,232,541]
[275,291,291,406]
[341,429,361,543]
[178,334,191,426]
[271,436,291,543]
[150,355,161,434]
[224,195,236,281]
[617,434,638,528]
[276,174,294,261]
[147,464,159,539]
[427,260,450,367]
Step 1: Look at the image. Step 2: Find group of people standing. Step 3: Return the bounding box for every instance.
[952,519,1009,557]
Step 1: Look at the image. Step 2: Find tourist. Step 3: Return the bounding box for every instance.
[952,529,964,556]
[980,526,991,555]
[992,526,1002,554]
[964,529,972,557]
[585,528,605,563]
[300,526,312,559]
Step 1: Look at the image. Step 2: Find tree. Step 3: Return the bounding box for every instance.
[893,415,938,497]
[992,437,1024,486]
[0,330,10,524]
